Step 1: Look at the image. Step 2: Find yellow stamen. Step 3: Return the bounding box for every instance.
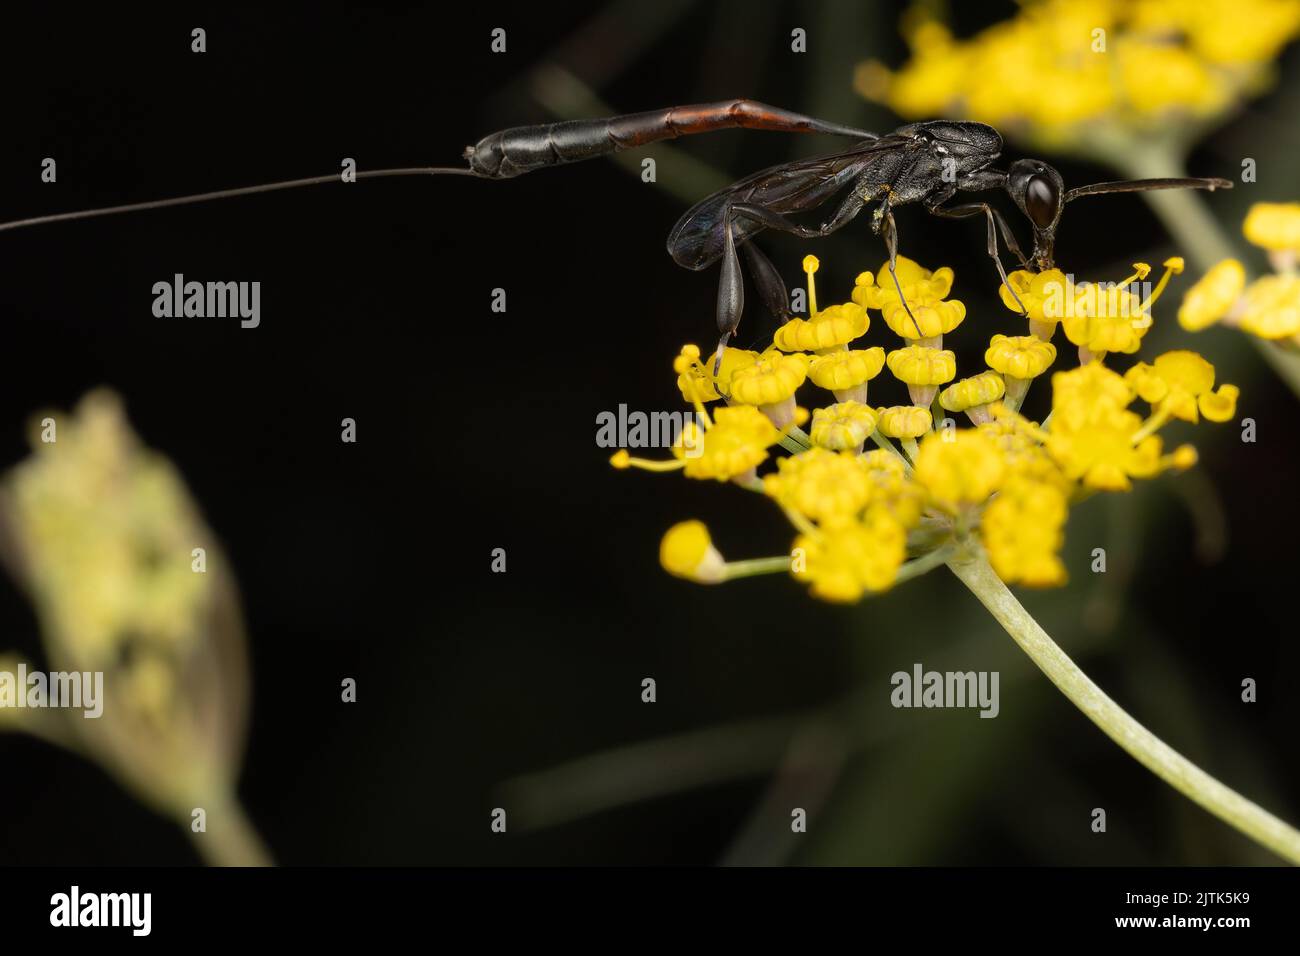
[1138,257,1185,317]
[686,385,713,431]
[1117,262,1153,291]
[1130,406,1172,445]
[803,254,820,317]
[610,450,685,472]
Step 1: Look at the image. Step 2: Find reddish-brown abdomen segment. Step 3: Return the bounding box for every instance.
[463,99,874,178]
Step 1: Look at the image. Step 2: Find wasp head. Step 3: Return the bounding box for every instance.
[1005,159,1065,271]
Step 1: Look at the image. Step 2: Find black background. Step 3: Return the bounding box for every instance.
[0,1,1297,866]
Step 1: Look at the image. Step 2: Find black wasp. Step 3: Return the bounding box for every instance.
[1,99,1231,369]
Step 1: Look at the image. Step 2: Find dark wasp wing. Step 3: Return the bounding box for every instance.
[666,133,914,271]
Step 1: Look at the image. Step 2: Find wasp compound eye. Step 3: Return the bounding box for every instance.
[1025,175,1059,229]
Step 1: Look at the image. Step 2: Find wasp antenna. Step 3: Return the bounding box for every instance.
[0,166,481,235]
[1064,177,1233,204]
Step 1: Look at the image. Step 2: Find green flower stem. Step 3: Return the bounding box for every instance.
[1003,377,1031,415]
[777,435,808,456]
[723,556,792,580]
[897,543,957,584]
[727,544,955,587]
[1118,148,1300,399]
[185,791,273,867]
[3,711,273,865]
[778,425,812,456]
[871,431,913,470]
[946,546,1300,864]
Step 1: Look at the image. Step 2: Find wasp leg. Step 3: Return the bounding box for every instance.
[711,197,871,371]
[728,203,820,238]
[875,200,923,337]
[926,200,1028,316]
[730,188,867,241]
[713,211,745,375]
[993,209,1031,271]
[741,241,793,340]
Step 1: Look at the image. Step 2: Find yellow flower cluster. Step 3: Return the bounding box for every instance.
[852,258,965,342]
[1000,259,1183,362]
[856,0,1300,150]
[1179,203,1300,345]
[615,251,1237,602]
